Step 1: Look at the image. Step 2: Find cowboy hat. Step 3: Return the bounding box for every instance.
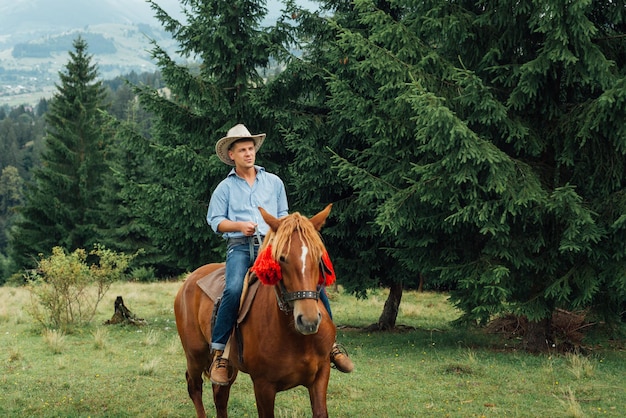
[215,124,266,166]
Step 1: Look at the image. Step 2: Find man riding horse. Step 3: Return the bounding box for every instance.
[206,123,354,385]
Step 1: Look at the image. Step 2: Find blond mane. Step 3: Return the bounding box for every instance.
[262,212,326,262]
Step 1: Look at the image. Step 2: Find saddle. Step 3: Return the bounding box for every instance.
[196,266,261,324]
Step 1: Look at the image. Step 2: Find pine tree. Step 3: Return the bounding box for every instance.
[114,0,291,272]
[323,0,626,349]
[98,103,167,274]
[10,36,111,269]
[0,118,20,171]
[1,106,45,178]
[0,166,23,256]
[255,0,415,329]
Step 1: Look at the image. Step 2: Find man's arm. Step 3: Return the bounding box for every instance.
[217,219,258,236]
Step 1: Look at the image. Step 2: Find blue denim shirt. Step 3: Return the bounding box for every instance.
[207,165,288,239]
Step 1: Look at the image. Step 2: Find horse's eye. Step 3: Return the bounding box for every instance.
[279,255,287,263]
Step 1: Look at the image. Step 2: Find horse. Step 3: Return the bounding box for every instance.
[174,204,337,418]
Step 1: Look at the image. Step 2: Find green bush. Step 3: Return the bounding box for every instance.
[129,266,157,282]
[26,245,135,330]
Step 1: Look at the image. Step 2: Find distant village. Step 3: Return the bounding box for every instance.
[0,65,57,107]
[0,77,48,98]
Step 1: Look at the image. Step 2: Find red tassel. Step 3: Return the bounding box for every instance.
[319,251,336,286]
[252,245,282,285]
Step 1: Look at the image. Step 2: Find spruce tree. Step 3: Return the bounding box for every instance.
[255,0,414,329]
[322,0,626,349]
[10,36,111,269]
[0,166,23,257]
[115,0,292,272]
[98,103,167,275]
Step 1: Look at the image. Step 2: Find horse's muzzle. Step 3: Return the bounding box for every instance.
[295,309,322,335]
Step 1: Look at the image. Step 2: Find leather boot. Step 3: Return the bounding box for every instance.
[330,343,354,373]
[209,350,230,385]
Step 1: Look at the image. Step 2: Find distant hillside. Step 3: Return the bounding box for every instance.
[0,0,317,107]
[0,21,181,106]
[0,0,184,107]
[12,33,117,58]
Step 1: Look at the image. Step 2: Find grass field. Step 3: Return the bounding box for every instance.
[0,281,624,417]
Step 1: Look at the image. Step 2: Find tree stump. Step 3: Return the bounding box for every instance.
[104,296,147,326]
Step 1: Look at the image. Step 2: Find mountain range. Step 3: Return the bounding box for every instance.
[0,0,306,107]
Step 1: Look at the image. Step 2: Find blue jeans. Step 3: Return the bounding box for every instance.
[320,288,332,319]
[211,243,258,350]
[211,243,334,350]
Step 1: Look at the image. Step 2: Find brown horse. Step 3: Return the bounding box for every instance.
[174,205,337,418]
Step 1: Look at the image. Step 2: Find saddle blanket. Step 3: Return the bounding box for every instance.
[196,267,261,324]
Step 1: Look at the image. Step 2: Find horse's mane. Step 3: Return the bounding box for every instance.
[263,212,326,263]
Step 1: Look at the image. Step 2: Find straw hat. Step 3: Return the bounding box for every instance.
[215,124,266,166]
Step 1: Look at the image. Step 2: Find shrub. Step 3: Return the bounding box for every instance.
[43,329,67,354]
[129,266,156,282]
[26,245,135,330]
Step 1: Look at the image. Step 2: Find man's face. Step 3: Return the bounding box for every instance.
[228,139,256,168]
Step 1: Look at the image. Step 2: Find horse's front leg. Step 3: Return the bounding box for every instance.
[212,372,236,418]
[308,364,331,418]
[252,379,278,418]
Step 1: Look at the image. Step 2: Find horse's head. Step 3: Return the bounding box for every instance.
[255,204,333,335]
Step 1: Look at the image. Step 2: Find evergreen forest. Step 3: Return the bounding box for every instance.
[1,0,625,352]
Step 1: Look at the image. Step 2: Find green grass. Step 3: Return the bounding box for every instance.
[1,282,624,417]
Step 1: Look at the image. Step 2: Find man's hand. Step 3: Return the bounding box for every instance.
[240,221,258,236]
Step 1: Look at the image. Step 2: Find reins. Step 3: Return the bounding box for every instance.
[249,227,263,264]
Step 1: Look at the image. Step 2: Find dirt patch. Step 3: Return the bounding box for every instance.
[485,309,593,353]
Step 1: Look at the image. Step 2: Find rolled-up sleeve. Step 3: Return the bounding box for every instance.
[277,180,288,218]
[207,183,228,234]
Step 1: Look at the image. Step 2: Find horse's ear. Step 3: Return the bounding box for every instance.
[310,204,332,231]
[258,207,281,231]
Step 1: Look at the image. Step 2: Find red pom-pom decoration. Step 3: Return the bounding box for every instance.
[251,245,282,285]
[319,251,336,286]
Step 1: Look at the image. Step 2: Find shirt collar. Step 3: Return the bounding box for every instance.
[227,165,265,177]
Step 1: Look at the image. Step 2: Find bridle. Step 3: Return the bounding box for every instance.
[273,257,332,313]
[274,281,321,313]
[256,226,333,314]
